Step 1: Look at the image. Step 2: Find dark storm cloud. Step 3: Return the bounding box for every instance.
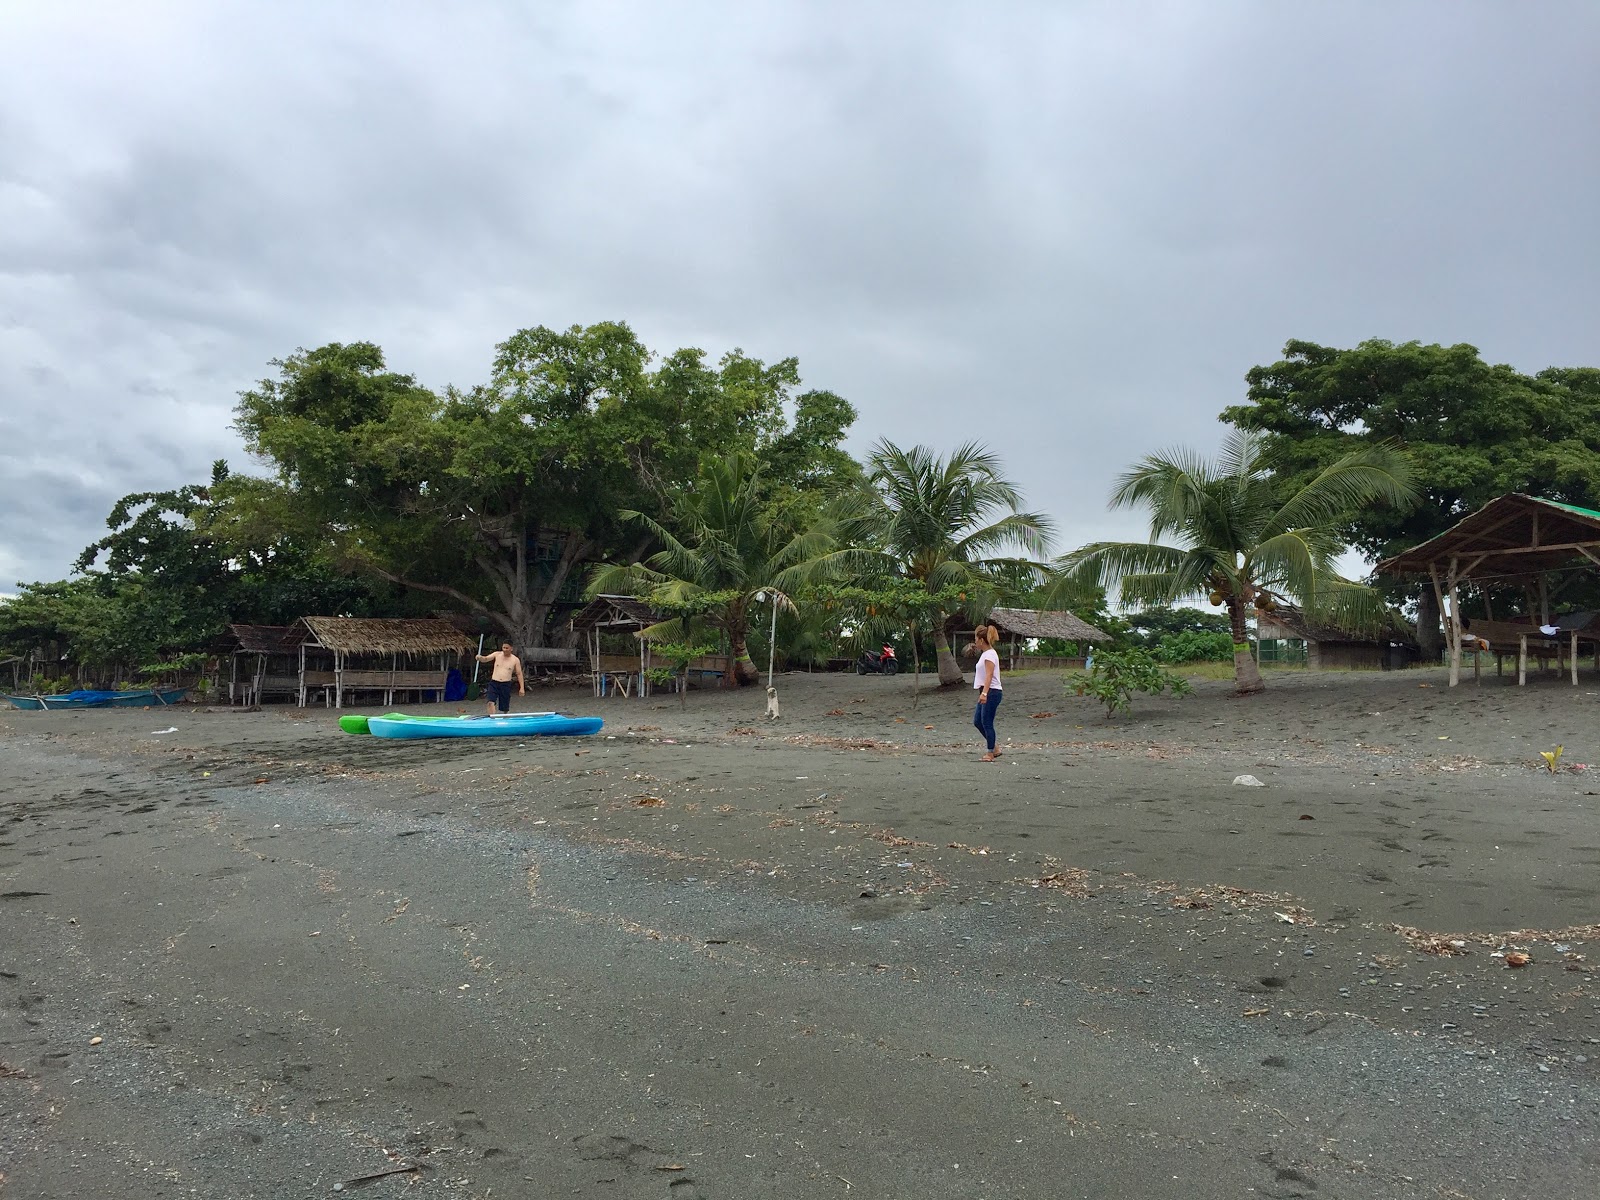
[2,0,1597,586]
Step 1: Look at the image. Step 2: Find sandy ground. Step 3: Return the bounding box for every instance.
[3,664,1599,1198]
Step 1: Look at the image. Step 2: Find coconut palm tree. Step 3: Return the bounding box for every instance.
[589,454,859,686]
[854,441,1054,686]
[1053,430,1414,695]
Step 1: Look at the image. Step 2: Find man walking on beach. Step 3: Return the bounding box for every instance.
[476,641,525,715]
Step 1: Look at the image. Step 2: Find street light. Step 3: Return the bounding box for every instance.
[755,590,779,691]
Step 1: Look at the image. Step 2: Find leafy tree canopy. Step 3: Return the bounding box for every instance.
[233,325,859,647]
[1221,340,1600,648]
[1055,429,1415,694]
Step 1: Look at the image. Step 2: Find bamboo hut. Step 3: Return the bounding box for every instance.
[288,617,471,708]
[984,607,1110,670]
[1377,494,1600,687]
[222,624,300,705]
[1255,606,1417,670]
[570,595,660,697]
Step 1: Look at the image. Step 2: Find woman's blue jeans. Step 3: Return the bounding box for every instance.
[973,689,1002,751]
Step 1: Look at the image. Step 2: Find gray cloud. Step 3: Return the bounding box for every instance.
[2,0,1597,586]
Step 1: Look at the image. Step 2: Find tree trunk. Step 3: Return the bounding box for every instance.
[727,621,761,686]
[523,531,589,649]
[1229,600,1264,695]
[1415,586,1442,664]
[933,615,965,687]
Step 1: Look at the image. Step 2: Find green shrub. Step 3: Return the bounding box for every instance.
[1068,646,1193,717]
[1152,630,1234,664]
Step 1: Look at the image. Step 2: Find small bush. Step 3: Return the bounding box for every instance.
[1068,646,1193,717]
[1152,630,1234,664]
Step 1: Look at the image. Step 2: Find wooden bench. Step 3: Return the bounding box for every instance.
[1453,619,1599,686]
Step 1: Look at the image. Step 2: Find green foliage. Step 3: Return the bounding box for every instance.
[1125,605,1231,647]
[590,455,862,685]
[1222,340,1600,641]
[233,327,861,647]
[850,440,1053,684]
[642,638,721,707]
[1068,646,1193,717]
[1055,429,1415,694]
[1151,630,1234,663]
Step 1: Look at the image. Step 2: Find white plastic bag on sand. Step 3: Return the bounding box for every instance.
[151,727,178,735]
[1232,774,1265,787]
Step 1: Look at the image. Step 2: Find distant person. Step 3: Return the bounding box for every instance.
[972,623,1004,761]
[476,641,524,715]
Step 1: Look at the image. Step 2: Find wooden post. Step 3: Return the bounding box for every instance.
[1518,633,1527,686]
[298,643,306,707]
[1446,558,1462,688]
[1428,564,1449,673]
[1572,631,1579,686]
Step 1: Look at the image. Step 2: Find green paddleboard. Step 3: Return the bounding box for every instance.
[339,712,410,735]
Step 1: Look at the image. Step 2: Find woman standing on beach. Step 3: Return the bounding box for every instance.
[972,623,1004,761]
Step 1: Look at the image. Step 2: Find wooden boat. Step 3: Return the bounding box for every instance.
[367,713,602,739]
[3,687,188,711]
[340,711,558,734]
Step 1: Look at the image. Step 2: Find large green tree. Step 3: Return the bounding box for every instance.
[233,324,859,648]
[590,454,861,685]
[853,441,1053,686]
[1055,430,1415,695]
[1222,339,1600,659]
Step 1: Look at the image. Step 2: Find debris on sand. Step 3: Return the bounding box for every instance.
[1232,774,1265,787]
[1032,868,1096,897]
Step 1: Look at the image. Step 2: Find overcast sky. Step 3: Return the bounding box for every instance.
[3,0,1598,589]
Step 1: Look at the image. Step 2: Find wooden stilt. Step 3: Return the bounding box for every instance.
[1446,557,1462,688]
[1518,634,1527,686]
[1572,632,1579,686]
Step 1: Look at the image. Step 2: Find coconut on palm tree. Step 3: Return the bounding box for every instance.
[853,441,1054,686]
[589,454,859,686]
[1053,430,1415,695]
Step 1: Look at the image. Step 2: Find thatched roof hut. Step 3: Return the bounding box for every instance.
[225,624,297,654]
[1256,605,1417,671]
[1377,494,1600,686]
[222,624,301,705]
[569,596,665,698]
[570,595,662,632]
[287,617,472,708]
[291,617,472,657]
[988,607,1109,643]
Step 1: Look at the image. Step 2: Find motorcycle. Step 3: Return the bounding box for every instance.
[856,644,900,675]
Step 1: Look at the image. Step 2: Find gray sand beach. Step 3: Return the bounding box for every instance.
[4,667,1599,1198]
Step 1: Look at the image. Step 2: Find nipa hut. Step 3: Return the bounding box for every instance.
[1254,606,1417,671]
[1377,494,1600,686]
[570,595,661,698]
[288,617,471,708]
[985,607,1110,670]
[222,624,300,705]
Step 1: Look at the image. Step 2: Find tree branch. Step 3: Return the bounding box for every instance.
[364,563,507,631]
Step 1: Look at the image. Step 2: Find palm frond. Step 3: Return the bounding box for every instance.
[1264,442,1416,539]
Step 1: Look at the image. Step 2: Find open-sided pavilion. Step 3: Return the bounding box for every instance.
[985,607,1110,670]
[1377,494,1600,687]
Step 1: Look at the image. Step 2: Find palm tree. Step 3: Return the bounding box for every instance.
[1054,430,1414,695]
[589,454,859,686]
[855,441,1054,686]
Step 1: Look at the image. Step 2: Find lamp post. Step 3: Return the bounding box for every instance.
[756,590,779,691]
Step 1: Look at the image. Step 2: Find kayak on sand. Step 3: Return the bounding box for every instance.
[338,711,558,735]
[366,713,602,739]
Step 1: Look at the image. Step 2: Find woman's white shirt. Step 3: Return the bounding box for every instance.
[974,648,1002,691]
